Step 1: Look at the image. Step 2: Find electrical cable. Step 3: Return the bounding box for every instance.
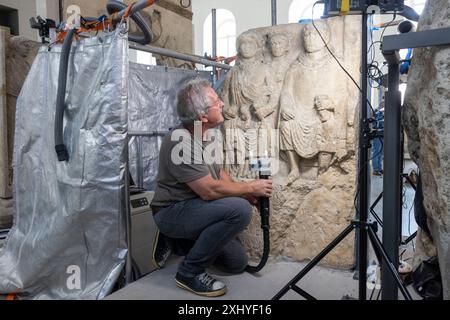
[379,12,397,44]
[407,193,415,252]
[311,5,412,298]
[312,1,375,114]
[376,287,381,300]
[313,2,393,220]
[353,136,383,217]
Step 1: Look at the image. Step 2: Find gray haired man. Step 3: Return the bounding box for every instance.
[151,78,273,297]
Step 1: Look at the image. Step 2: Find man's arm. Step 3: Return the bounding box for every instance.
[219,169,259,205]
[187,174,272,201]
[220,169,234,182]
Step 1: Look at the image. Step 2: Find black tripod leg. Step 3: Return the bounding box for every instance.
[272,223,355,300]
[370,192,383,227]
[367,225,413,300]
[401,231,417,246]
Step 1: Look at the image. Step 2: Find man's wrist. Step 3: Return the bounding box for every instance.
[245,181,255,196]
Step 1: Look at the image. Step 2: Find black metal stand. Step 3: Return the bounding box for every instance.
[274,25,450,301]
[272,218,412,300]
[272,12,415,301]
[370,172,418,246]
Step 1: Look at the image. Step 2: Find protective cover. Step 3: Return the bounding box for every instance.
[127,64,210,190]
[0,28,129,299]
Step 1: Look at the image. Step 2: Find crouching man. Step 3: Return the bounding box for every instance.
[150,78,273,297]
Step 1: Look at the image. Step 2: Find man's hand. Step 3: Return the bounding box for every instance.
[248,179,273,198]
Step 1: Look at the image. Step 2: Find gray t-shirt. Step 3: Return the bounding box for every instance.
[151,126,221,207]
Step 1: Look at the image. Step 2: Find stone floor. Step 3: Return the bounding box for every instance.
[0,161,421,300]
[106,160,420,300]
[106,256,360,300]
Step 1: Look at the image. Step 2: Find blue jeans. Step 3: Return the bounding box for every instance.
[153,197,252,277]
[372,137,383,172]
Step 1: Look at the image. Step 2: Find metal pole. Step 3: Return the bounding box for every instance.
[128,131,168,137]
[124,136,132,285]
[137,136,143,188]
[212,8,217,84]
[382,59,401,300]
[368,226,412,300]
[129,42,231,70]
[357,12,369,301]
[59,0,64,23]
[271,0,277,26]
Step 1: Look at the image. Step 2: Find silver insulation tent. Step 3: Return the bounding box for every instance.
[0,25,213,299]
[127,64,210,190]
[0,29,129,299]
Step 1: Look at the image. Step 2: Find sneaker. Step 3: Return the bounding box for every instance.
[175,272,227,297]
[399,260,412,274]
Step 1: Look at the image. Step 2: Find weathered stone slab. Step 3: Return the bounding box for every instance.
[0,34,40,228]
[403,0,450,299]
[221,16,361,268]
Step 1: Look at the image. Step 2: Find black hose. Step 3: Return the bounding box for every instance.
[54,28,76,162]
[400,5,420,22]
[245,228,270,273]
[106,0,153,45]
[246,182,270,273]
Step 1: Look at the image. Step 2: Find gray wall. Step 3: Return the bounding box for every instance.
[0,0,59,41]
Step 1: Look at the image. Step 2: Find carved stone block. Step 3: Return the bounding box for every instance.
[221,16,361,268]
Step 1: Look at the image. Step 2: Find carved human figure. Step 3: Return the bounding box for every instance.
[314,95,343,173]
[224,31,269,123]
[279,98,320,184]
[222,31,271,176]
[279,21,347,183]
[254,32,291,122]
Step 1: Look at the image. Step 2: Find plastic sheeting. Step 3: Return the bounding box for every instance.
[127,64,210,190]
[0,29,129,299]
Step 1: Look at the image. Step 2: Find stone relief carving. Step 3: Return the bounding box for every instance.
[221,17,361,267]
[314,95,346,173]
[222,31,270,176]
[222,21,355,179]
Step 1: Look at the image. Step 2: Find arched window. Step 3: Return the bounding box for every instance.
[288,0,324,23]
[203,9,236,59]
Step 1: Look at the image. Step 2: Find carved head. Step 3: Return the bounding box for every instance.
[268,33,290,57]
[236,31,263,59]
[301,22,331,53]
[314,95,334,122]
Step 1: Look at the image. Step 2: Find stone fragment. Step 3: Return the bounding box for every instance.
[403,0,450,299]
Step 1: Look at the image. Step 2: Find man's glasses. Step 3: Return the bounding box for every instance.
[207,98,223,110]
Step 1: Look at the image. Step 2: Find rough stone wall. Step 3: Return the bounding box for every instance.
[220,17,361,268]
[63,0,194,68]
[0,31,40,228]
[403,0,450,299]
